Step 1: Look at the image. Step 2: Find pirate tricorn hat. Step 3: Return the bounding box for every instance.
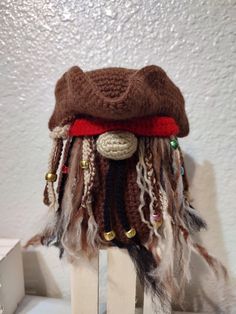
[43,64,190,228]
[48,65,189,136]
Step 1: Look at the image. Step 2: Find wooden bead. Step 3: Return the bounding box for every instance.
[125,228,136,239]
[154,218,163,229]
[45,172,57,182]
[80,160,89,169]
[104,230,116,241]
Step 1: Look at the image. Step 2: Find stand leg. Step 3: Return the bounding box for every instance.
[71,255,99,314]
[107,247,136,314]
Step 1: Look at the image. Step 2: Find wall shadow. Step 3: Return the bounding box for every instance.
[173,153,236,313]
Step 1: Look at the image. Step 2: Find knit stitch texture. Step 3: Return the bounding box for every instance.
[49,65,189,137]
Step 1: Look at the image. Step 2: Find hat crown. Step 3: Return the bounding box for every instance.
[49,65,189,137]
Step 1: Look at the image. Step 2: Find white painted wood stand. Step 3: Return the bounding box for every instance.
[0,239,25,314]
[71,247,171,314]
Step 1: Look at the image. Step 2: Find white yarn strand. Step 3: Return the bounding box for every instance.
[136,138,153,230]
[157,187,175,281]
[143,139,161,236]
[60,138,83,259]
[50,125,70,140]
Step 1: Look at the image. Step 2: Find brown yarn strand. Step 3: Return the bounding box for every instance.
[57,137,73,194]
[38,134,228,308]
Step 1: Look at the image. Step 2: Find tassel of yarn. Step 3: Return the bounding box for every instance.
[127,243,170,311]
[156,188,175,281]
[190,239,228,280]
[183,204,207,233]
[59,138,84,259]
[44,125,70,211]
[136,138,154,230]
[144,138,163,236]
[81,137,99,253]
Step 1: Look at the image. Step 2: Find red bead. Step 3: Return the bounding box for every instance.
[152,212,162,222]
[62,165,69,174]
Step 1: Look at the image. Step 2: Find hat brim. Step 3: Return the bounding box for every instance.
[69,116,179,137]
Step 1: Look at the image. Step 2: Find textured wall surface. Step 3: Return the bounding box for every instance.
[0,0,235,311]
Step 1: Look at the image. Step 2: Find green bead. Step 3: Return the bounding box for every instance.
[170,138,179,150]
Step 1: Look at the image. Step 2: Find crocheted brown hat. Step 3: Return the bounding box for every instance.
[49,65,189,137]
[26,64,227,308]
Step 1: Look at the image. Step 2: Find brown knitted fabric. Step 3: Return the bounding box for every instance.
[49,65,189,137]
[92,153,150,245]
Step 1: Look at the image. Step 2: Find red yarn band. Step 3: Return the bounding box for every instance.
[69,116,179,137]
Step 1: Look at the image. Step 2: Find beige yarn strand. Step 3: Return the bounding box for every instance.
[136,138,153,230]
[47,125,70,211]
[81,137,98,251]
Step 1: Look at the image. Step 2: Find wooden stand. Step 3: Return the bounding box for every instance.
[0,239,25,314]
[71,247,171,314]
[71,254,99,314]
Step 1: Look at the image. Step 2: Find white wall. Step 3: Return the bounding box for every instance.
[0,0,235,310]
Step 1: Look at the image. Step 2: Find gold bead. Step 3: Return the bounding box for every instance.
[125,228,136,239]
[45,172,57,182]
[103,230,116,241]
[80,160,89,170]
[154,218,163,229]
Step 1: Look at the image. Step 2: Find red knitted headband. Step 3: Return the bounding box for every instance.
[69,116,179,137]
